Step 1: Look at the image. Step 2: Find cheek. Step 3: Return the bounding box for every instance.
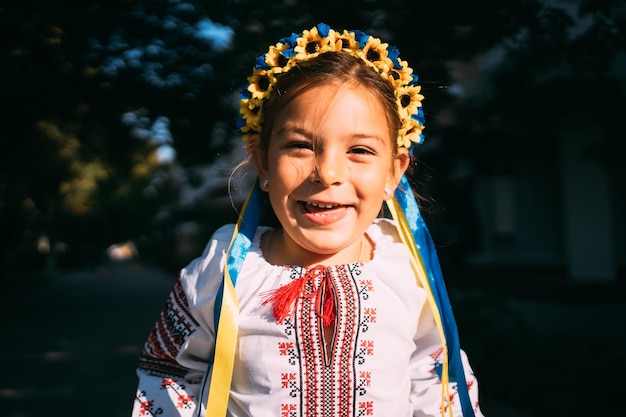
[358,162,394,186]
[352,174,387,202]
[271,158,310,188]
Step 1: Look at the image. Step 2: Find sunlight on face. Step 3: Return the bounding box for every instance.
[261,84,407,267]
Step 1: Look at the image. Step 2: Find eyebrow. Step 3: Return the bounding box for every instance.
[274,125,386,143]
[274,126,314,139]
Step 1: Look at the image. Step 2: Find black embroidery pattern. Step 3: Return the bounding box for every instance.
[276,263,374,416]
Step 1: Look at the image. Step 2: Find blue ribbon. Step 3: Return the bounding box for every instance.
[213,181,263,330]
[396,175,475,416]
[213,177,475,416]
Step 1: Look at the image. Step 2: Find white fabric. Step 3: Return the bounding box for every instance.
[131,218,483,417]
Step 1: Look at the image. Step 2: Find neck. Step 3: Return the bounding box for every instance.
[265,229,369,267]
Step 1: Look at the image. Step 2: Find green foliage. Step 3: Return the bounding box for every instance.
[0,1,164,275]
[1,0,624,281]
[453,0,626,176]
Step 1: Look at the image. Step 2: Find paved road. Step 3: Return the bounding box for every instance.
[1,263,174,417]
[2,263,622,416]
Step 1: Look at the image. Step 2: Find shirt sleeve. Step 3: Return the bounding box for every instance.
[409,301,485,417]
[370,219,484,416]
[131,225,234,417]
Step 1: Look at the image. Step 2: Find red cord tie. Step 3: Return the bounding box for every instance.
[260,265,336,326]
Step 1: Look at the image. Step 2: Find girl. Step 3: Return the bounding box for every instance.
[132,23,484,417]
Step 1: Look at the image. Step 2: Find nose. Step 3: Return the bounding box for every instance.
[310,150,348,186]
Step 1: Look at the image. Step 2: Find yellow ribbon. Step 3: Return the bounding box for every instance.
[386,198,452,417]
[206,192,453,417]
[205,268,238,415]
[205,187,258,415]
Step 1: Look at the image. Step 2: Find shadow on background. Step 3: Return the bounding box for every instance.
[0,263,173,417]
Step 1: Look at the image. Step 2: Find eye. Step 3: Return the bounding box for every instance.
[349,146,375,155]
[282,140,314,155]
[286,141,313,150]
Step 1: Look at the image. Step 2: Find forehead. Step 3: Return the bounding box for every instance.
[272,84,392,142]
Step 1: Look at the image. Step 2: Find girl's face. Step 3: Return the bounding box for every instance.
[252,84,409,267]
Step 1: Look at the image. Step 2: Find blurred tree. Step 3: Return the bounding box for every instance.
[0,0,539,278]
[0,0,265,277]
[456,0,626,176]
[1,0,623,280]
[0,1,130,274]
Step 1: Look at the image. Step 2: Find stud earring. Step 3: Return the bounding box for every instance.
[384,187,390,197]
[262,179,269,188]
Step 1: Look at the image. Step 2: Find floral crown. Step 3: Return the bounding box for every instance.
[237,23,426,151]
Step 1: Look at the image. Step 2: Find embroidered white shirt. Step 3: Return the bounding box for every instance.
[132,219,483,417]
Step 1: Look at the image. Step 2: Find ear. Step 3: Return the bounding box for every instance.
[385,148,410,199]
[247,133,269,182]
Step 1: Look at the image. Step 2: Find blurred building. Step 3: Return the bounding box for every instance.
[443,0,626,283]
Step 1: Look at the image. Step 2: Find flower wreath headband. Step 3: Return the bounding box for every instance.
[206,24,476,417]
[237,22,425,152]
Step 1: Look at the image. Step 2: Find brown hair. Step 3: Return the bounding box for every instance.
[257,52,401,159]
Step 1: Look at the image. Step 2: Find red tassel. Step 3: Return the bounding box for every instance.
[260,277,308,323]
[318,274,336,327]
[260,265,331,324]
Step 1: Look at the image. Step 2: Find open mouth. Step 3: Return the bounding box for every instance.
[300,201,348,217]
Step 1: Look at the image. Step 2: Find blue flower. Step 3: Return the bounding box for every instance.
[316,22,331,37]
[255,54,270,69]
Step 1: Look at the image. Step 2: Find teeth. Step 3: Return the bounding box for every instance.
[309,202,337,209]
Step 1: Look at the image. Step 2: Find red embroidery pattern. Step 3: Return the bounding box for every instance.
[282,372,297,388]
[139,276,199,377]
[356,371,371,395]
[363,307,377,323]
[161,378,194,410]
[136,397,155,417]
[360,340,374,355]
[161,378,176,389]
[358,400,374,416]
[430,347,444,361]
[276,263,374,416]
[176,394,194,409]
[135,377,194,415]
[359,279,374,292]
[281,403,297,417]
[279,341,294,355]
[360,307,376,332]
[359,371,371,387]
[429,347,445,379]
[441,389,457,412]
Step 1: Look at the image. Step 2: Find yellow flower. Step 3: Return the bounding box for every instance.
[395,85,423,120]
[247,69,276,100]
[294,27,323,60]
[294,27,335,60]
[358,36,393,73]
[397,118,424,148]
[265,43,294,73]
[240,97,263,133]
[330,30,358,52]
[384,60,414,89]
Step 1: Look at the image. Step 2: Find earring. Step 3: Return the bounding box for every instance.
[262,179,269,188]
[384,187,390,197]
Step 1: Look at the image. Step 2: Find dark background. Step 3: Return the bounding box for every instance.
[1,1,625,416]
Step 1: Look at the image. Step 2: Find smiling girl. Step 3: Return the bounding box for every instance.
[132,24,484,417]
